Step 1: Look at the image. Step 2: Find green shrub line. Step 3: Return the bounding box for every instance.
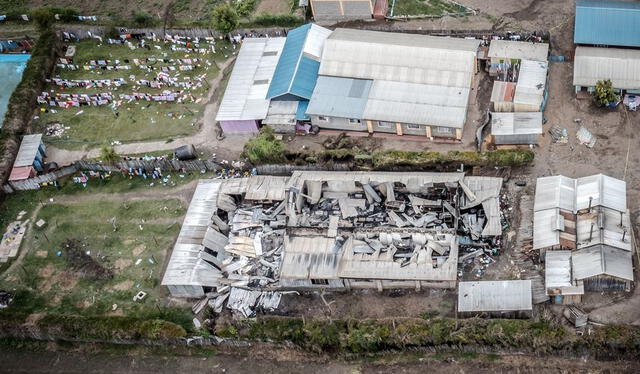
[0,311,187,341]
[243,131,535,168]
[218,316,640,357]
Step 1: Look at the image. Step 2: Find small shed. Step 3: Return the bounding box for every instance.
[572,244,633,291]
[488,40,549,63]
[490,81,516,112]
[545,250,584,304]
[12,134,46,172]
[514,60,548,112]
[457,280,533,318]
[490,112,542,145]
[310,0,373,21]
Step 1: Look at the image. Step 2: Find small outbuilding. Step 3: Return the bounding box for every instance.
[545,250,584,305]
[490,81,516,112]
[513,59,548,112]
[572,244,633,291]
[490,112,542,145]
[9,134,46,182]
[457,280,533,318]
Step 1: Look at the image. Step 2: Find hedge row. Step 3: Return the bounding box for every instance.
[217,316,640,358]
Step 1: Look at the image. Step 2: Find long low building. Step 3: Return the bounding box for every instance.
[573,46,640,94]
[307,28,480,139]
[163,172,504,298]
[458,280,533,318]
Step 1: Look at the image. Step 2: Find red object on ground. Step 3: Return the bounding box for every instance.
[373,0,388,19]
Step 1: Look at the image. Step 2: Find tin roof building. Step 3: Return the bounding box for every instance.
[458,280,533,318]
[573,46,640,92]
[266,24,331,101]
[488,40,549,62]
[215,37,285,133]
[310,0,374,22]
[307,29,480,139]
[490,112,543,145]
[574,0,640,47]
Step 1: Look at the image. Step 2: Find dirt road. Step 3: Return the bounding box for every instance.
[1,348,637,373]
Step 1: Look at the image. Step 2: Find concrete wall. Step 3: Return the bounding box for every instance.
[310,115,368,132]
[219,120,259,134]
[494,134,539,145]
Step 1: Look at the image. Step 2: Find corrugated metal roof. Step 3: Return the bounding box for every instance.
[576,207,632,251]
[573,46,640,89]
[513,59,548,109]
[488,40,549,62]
[575,0,640,47]
[319,28,479,88]
[533,208,561,250]
[534,175,577,212]
[490,81,516,103]
[363,80,469,128]
[491,112,543,136]
[545,250,573,288]
[280,235,342,279]
[575,174,626,212]
[14,134,42,167]
[264,100,298,125]
[296,100,310,120]
[162,180,224,287]
[458,280,532,312]
[266,24,331,100]
[306,76,372,119]
[572,244,633,281]
[216,38,285,121]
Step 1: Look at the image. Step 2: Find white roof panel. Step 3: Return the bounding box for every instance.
[491,112,543,136]
[488,40,549,62]
[573,46,640,89]
[216,38,286,121]
[458,280,532,312]
[514,59,548,109]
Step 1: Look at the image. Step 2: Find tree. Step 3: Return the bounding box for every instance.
[100,146,120,165]
[211,4,239,35]
[162,2,176,37]
[592,79,619,107]
[31,7,55,31]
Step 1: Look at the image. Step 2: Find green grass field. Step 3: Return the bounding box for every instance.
[33,39,234,149]
[392,0,468,17]
[0,187,197,327]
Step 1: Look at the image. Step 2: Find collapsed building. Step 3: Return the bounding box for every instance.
[162,172,504,316]
[534,174,634,304]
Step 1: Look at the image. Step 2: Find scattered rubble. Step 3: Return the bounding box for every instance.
[549,125,568,143]
[576,125,597,148]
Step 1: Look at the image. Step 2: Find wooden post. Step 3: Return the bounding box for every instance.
[366,120,373,134]
[425,126,432,138]
[395,122,403,136]
[455,128,463,140]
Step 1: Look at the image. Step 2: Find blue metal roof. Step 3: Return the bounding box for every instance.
[575,1,640,47]
[305,76,372,119]
[266,24,320,100]
[296,100,310,120]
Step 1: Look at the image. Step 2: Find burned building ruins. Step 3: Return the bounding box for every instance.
[162,172,504,316]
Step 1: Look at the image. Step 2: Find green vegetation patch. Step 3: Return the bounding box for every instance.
[393,0,468,17]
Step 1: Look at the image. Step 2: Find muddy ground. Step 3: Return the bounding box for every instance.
[1,346,638,373]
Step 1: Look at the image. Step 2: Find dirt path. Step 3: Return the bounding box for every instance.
[45,57,238,165]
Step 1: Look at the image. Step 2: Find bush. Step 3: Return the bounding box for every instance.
[211,3,239,34]
[592,79,619,107]
[30,7,55,31]
[132,12,154,27]
[233,0,257,17]
[243,127,286,164]
[247,13,304,27]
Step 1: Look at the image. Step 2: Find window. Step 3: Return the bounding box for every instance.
[311,279,329,285]
[253,79,269,85]
[406,124,420,130]
[378,121,393,128]
[348,118,361,124]
[262,51,278,56]
[435,126,453,134]
[317,116,328,122]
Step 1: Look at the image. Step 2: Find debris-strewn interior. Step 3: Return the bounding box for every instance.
[163,172,504,318]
